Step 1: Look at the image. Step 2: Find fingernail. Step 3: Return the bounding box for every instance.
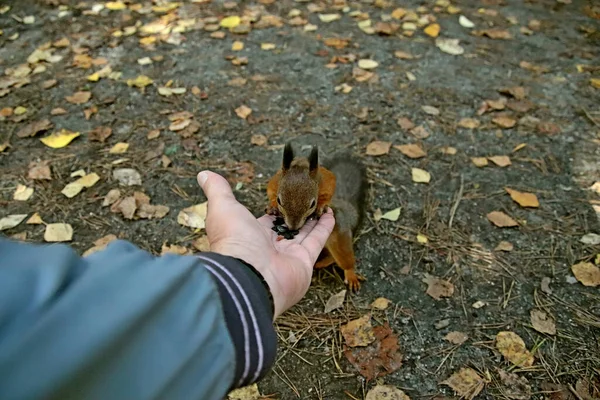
[198,171,208,186]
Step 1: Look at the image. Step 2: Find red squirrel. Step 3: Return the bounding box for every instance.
[266,143,367,291]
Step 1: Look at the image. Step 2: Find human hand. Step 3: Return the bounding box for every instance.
[197,171,335,318]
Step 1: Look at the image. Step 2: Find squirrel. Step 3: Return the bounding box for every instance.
[266,142,367,291]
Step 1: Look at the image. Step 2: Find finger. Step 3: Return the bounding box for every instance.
[197,171,237,205]
[291,217,319,243]
[257,214,276,230]
[299,209,335,261]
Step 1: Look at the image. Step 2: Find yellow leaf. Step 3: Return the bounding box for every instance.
[13,184,34,201]
[105,1,126,10]
[14,106,27,115]
[319,13,341,23]
[370,297,391,310]
[152,2,181,13]
[61,173,100,198]
[424,23,440,38]
[109,142,129,154]
[235,105,252,119]
[358,59,378,70]
[220,16,241,29]
[40,129,81,149]
[381,207,401,221]
[87,72,100,82]
[139,36,157,46]
[591,78,600,89]
[261,43,276,50]
[127,75,154,88]
[44,223,73,242]
[177,202,208,229]
[495,331,534,367]
[505,188,539,208]
[571,262,600,287]
[411,168,431,183]
[417,233,428,243]
[471,157,488,167]
[232,41,244,51]
[26,213,44,225]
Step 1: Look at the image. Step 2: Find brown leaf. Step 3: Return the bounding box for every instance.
[341,315,376,347]
[497,369,532,400]
[43,79,57,89]
[487,211,518,227]
[324,290,347,313]
[84,106,97,120]
[192,236,211,252]
[83,234,118,257]
[519,61,549,74]
[375,22,400,35]
[571,262,600,287]
[487,98,507,110]
[441,368,485,400]
[471,157,489,167]
[65,91,91,104]
[458,118,480,129]
[410,125,430,139]
[495,241,514,252]
[365,385,410,400]
[530,309,556,335]
[394,51,414,60]
[394,143,426,159]
[366,141,391,156]
[228,77,248,87]
[50,107,67,115]
[137,204,170,219]
[147,129,160,140]
[28,161,51,180]
[17,119,53,138]
[440,146,457,155]
[499,86,528,100]
[102,189,121,206]
[344,323,403,381]
[370,297,391,310]
[536,122,561,135]
[89,126,112,142]
[541,277,552,295]
[422,274,454,300]
[507,100,534,113]
[474,28,513,39]
[324,37,350,49]
[235,105,252,119]
[161,244,193,255]
[493,114,517,128]
[169,119,191,132]
[505,188,539,208]
[496,331,534,367]
[488,155,511,167]
[396,117,415,130]
[113,196,137,219]
[250,134,267,146]
[444,331,469,345]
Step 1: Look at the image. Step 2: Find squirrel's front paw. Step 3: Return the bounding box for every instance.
[266,205,280,216]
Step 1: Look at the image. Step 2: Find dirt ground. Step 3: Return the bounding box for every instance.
[1,0,600,398]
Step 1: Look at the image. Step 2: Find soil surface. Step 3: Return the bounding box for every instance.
[1,0,600,399]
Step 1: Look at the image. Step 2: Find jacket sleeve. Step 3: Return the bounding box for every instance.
[0,238,277,400]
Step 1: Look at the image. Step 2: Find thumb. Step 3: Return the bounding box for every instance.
[197,171,236,204]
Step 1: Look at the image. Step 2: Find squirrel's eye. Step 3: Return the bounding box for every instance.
[310,199,316,208]
[277,196,282,206]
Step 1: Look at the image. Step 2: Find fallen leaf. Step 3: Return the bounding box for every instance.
[471,157,488,167]
[61,173,100,198]
[474,28,513,39]
[192,236,211,252]
[444,331,469,345]
[366,141,391,156]
[536,122,561,135]
[16,119,53,138]
[26,213,44,224]
[228,384,261,400]
[113,168,142,186]
[220,15,241,29]
[251,134,267,146]
[580,233,600,245]
[127,75,153,88]
[495,241,514,252]
[410,125,430,139]
[40,129,81,148]
[0,214,27,231]
[335,83,353,93]
[50,108,67,116]
[424,23,440,37]
[397,117,415,130]
[495,331,534,367]
[319,13,341,23]
[324,289,346,313]
[497,369,532,400]
[493,115,517,128]
[422,105,440,115]
[487,211,518,228]
[358,59,379,70]
[324,38,350,49]
[89,126,112,142]
[571,262,600,287]
[519,61,549,74]
[112,196,137,219]
[370,297,391,310]
[472,300,486,309]
[178,202,208,229]
[83,234,118,257]
[416,234,428,244]
[344,324,403,381]
[44,223,73,242]
[530,309,556,335]
[169,119,191,132]
[591,78,600,89]
[380,207,401,222]
[228,77,247,87]
[235,105,252,119]
[541,277,552,295]
[411,168,431,183]
[441,146,457,155]
[109,142,129,154]
[365,385,410,400]
[459,15,475,28]
[505,188,539,208]
[65,91,91,104]
[14,106,27,116]
[161,244,192,256]
[106,1,126,10]
[147,129,160,140]
[260,43,276,50]
[13,184,34,201]
[394,50,414,60]
[441,368,485,400]
[137,204,170,219]
[435,38,464,55]
[489,155,511,167]
[422,274,454,300]
[232,41,244,51]
[28,161,51,180]
[394,143,426,159]
[341,315,376,347]
[158,87,187,96]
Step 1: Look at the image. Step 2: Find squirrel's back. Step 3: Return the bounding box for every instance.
[322,152,367,233]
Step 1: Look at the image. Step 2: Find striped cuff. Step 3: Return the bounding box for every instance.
[197,252,277,389]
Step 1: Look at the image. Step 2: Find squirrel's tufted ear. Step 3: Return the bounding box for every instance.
[308,146,318,177]
[282,142,294,171]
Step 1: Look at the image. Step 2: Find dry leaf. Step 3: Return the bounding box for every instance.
[319,13,341,23]
[28,161,51,180]
[40,129,80,148]
[228,384,261,400]
[397,117,415,130]
[89,126,112,142]
[169,119,191,132]
[571,262,600,287]
[192,236,210,252]
[410,125,430,139]
[424,23,440,37]
[161,244,192,255]
[113,168,142,186]
[178,202,208,229]
[530,309,556,335]
[235,105,252,119]
[489,155,511,167]
[137,204,170,219]
[487,211,518,228]
[251,134,267,146]
[580,233,600,245]
[474,28,512,39]
[442,368,485,400]
[324,290,346,313]
[394,143,426,159]
[127,75,153,88]
[260,43,276,50]
[422,105,440,115]
[26,213,44,225]
[341,315,376,347]
[505,188,539,208]
[441,146,457,155]
[44,223,73,242]
[61,173,100,198]
[380,207,401,222]
[444,331,469,345]
[109,142,129,154]
[366,141,391,156]
[65,91,91,104]
[435,38,464,55]
[358,59,379,70]
[497,369,532,400]
[0,214,27,231]
[493,115,517,128]
[459,15,475,28]
[458,118,480,129]
[471,157,488,167]
[13,184,34,201]
[83,234,118,257]
[17,119,53,138]
[365,385,410,400]
[495,241,514,252]
[422,274,454,300]
[416,233,428,244]
[495,331,534,367]
[232,41,244,51]
[411,168,431,183]
[147,129,160,140]
[102,189,121,207]
[370,297,391,310]
[394,51,414,60]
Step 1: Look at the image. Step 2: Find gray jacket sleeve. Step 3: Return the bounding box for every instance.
[0,238,277,400]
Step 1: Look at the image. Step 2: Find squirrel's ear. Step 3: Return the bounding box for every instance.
[309,146,318,176]
[282,142,294,171]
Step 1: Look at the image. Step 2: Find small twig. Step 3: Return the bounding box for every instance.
[568,384,585,400]
[448,174,464,229]
[580,107,600,127]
